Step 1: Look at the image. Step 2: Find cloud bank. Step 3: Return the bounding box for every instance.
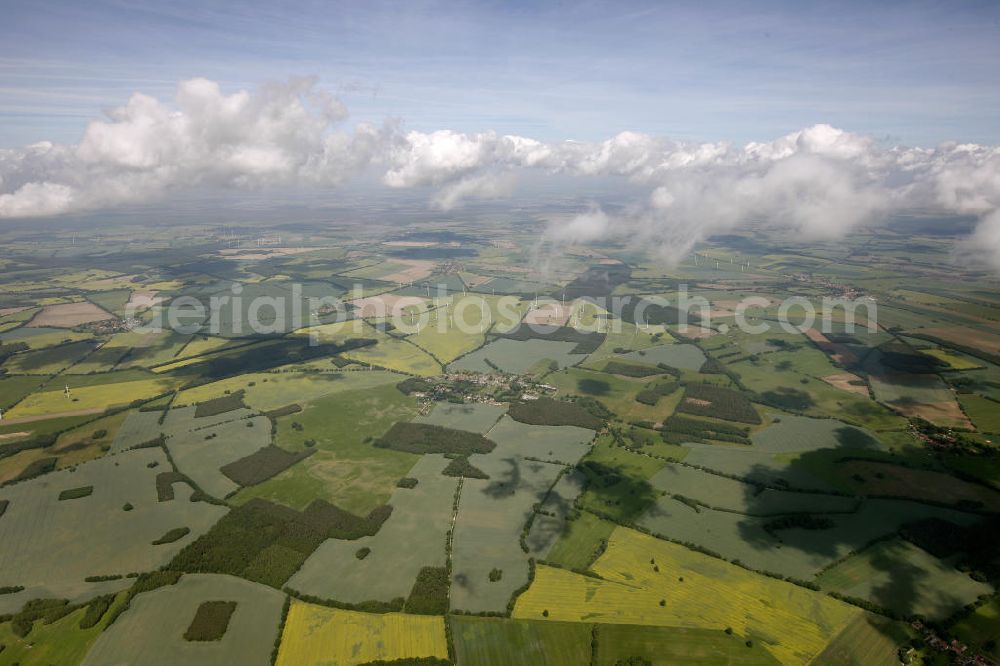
[2,77,1000,268]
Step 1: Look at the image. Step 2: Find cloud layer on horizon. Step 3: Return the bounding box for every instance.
[2,77,999,268]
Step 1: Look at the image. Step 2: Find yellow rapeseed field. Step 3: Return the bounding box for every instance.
[276,600,449,666]
[8,378,179,418]
[512,527,860,665]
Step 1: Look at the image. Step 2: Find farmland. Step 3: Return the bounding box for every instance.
[816,538,991,619]
[450,616,593,666]
[594,624,781,665]
[231,383,420,514]
[0,591,127,665]
[450,337,586,374]
[513,527,861,664]
[0,448,227,613]
[83,574,284,666]
[275,600,449,666]
[288,454,456,603]
[0,213,999,664]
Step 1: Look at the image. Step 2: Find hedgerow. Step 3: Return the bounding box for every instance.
[152,527,191,545]
[660,414,751,445]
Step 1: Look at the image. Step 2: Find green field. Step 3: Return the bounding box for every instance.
[177,369,405,411]
[0,374,45,409]
[595,624,781,665]
[959,393,1000,433]
[9,374,180,418]
[341,333,442,376]
[614,343,707,371]
[232,383,420,514]
[816,538,992,620]
[450,616,593,666]
[949,597,1000,662]
[577,436,667,522]
[450,338,585,374]
[288,454,456,603]
[729,347,906,430]
[3,199,1000,665]
[547,366,679,424]
[3,339,97,375]
[0,592,127,665]
[544,511,617,570]
[811,613,911,666]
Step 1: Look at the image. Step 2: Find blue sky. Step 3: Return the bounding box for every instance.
[2,0,1000,148]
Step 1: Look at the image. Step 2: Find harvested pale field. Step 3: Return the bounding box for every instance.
[0,448,227,612]
[383,240,438,247]
[672,325,718,339]
[83,574,284,666]
[165,415,271,498]
[804,328,860,365]
[415,401,507,434]
[276,601,448,666]
[914,326,1000,357]
[288,454,455,603]
[446,421,592,613]
[217,247,321,260]
[0,407,105,425]
[27,301,114,328]
[821,372,870,396]
[382,259,437,283]
[523,302,574,327]
[124,290,159,312]
[461,272,494,288]
[348,293,428,318]
[865,361,972,429]
[646,463,859,515]
[881,398,972,428]
[635,495,982,580]
[450,338,584,374]
[0,306,31,317]
[451,456,565,613]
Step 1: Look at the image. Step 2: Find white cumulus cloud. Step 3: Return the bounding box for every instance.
[2,78,1000,270]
